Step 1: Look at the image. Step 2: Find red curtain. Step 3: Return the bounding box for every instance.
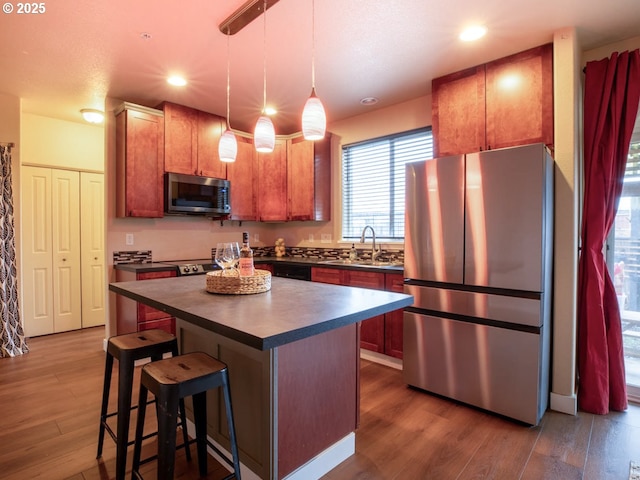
[578,49,640,414]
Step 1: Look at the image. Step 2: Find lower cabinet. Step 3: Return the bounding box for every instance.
[115,269,177,334]
[311,267,404,358]
[384,273,405,359]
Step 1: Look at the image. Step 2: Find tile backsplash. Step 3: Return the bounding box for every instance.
[113,250,153,264]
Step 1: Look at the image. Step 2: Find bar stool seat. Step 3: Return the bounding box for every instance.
[97,329,191,480]
[131,351,241,480]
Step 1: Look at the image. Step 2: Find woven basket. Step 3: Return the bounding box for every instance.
[205,269,271,295]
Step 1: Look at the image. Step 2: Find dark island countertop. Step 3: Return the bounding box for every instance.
[109,275,413,351]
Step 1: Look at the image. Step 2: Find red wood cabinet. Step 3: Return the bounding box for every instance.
[115,104,165,218]
[311,267,346,285]
[311,267,405,356]
[287,136,315,221]
[227,135,258,221]
[161,102,227,178]
[384,273,405,359]
[162,102,198,175]
[433,43,553,157]
[347,270,386,354]
[257,140,288,222]
[312,134,332,221]
[485,43,553,151]
[432,65,486,157]
[115,269,177,335]
[196,110,227,178]
[287,134,332,221]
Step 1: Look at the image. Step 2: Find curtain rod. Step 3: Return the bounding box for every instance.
[0,142,15,148]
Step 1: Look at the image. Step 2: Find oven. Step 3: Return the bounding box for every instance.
[159,259,220,276]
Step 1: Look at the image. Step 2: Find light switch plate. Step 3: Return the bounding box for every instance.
[321,234,331,243]
[125,233,134,246]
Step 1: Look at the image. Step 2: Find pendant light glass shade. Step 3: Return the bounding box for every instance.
[302,88,326,140]
[302,0,325,140]
[219,128,238,162]
[254,115,275,153]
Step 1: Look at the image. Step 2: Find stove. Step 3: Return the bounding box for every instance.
[160,259,220,276]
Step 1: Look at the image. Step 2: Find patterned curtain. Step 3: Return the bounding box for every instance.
[0,145,28,357]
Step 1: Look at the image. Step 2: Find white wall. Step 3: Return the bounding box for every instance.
[21,113,104,172]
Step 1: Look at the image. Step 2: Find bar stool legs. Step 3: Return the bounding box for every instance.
[96,329,191,480]
[131,352,241,480]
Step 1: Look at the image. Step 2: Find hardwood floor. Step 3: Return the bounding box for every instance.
[1,326,638,480]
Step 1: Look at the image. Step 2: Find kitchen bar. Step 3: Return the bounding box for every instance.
[109,274,413,479]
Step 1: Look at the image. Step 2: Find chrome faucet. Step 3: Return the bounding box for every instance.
[360,225,381,262]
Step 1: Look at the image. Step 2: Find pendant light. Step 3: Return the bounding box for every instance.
[219,28,238,162]
[254,0,275,153]
[301,0,326,140]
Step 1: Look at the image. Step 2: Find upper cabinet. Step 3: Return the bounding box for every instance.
[288,134,331,222]
[115,101,331,222]
[115,103,165,218]
[161,102,227,179]
[257,139,288,222]
[433,43,553,157]
[227,136,258,222]
[287,136,314,221]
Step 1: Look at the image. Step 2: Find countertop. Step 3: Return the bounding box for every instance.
[113,262,177,273]
[114,256,404,274]
[109,275,413,350]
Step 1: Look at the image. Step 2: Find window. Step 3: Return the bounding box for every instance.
[341,127,433,240]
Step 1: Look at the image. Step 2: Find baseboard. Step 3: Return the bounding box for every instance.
[359,349,403,370]
[185,420,355,480]
[550,391,578,415]
[284,433,355,480]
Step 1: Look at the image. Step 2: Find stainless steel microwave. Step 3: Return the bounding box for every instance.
[164,173,231,216]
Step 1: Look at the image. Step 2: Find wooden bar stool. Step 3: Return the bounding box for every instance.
[96,329,191,480]
[131,352,241,480]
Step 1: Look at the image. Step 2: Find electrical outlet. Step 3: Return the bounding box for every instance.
[254,233,259,243]
[309,234,314,242]
[125,233,134,246]
[321,234,331,243]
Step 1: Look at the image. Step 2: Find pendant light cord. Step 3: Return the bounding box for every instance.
[311,0,316,90]
[262,0,267,113]
[225,28,231,129]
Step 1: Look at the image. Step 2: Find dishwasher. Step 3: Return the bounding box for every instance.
[272,263,312,281]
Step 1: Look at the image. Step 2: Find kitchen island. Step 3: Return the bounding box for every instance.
[109,274,413,480]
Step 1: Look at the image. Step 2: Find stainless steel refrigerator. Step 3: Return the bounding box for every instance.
[403,143,553,425]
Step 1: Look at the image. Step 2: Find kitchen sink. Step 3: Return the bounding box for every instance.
[320,259,403,268]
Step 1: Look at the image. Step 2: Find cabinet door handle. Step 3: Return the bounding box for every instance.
[62,258,66,262]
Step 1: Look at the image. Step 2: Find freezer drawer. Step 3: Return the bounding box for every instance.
[403,311,547,425]
[405,283,543,328]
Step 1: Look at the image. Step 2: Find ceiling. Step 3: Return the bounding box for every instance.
[1,0,640,135]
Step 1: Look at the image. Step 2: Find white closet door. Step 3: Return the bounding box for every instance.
[80,172,105,327]
[51,169,81,332]
[21,166,54,336]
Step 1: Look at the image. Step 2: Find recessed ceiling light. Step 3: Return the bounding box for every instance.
[140,32,152,40]
[460,25,487,42]
[360,97,378,106]
[167,75,187,87]
[264,106,277,116]
[80,109,104,124]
